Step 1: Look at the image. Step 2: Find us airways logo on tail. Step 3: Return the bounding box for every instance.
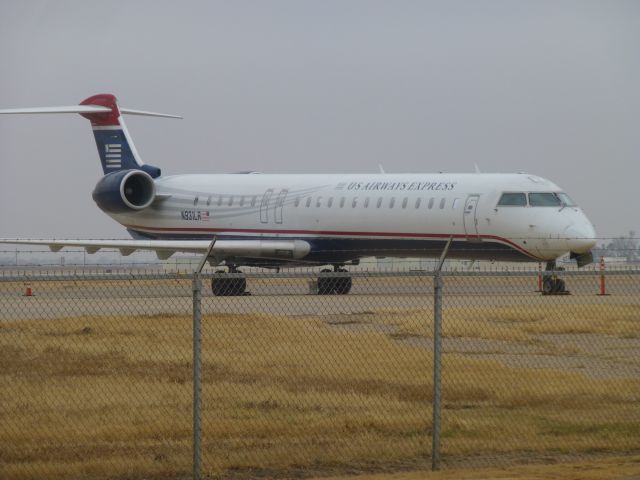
[104,144,122,169]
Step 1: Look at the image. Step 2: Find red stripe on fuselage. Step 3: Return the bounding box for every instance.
[124,224,543,260]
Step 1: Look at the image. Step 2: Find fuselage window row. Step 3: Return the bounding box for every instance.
[202,194,455,214]
[281,195,458,212]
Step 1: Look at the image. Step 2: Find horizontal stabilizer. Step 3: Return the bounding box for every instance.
[0,238,311,261]
[119,108,182,119]
[0,105,181,118]
[0,105,111,115]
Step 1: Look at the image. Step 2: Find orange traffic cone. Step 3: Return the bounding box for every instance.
[23,282,33,297]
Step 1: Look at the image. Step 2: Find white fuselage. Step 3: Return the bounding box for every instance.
[106,172,596,266]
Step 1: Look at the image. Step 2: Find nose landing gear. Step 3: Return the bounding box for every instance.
[542,261,570,295]
[317,266,352,295]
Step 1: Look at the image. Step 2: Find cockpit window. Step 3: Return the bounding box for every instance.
[498,192,527,206]
[529,192,562,207]
[556,192,577,207]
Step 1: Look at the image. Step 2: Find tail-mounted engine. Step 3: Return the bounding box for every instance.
[92,169,156,213]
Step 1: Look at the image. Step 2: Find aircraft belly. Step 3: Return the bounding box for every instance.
[302,237,532,263]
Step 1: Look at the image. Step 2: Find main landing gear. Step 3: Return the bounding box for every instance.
[317,266,352,295]
[542,261,569,295]
[211,266,247,296]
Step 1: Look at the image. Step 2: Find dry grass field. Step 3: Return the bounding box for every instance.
[0,277,639,479]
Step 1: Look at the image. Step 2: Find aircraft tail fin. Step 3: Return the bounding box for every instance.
[0,94,181,178]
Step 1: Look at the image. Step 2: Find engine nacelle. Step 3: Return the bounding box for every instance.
[92,169,156,213]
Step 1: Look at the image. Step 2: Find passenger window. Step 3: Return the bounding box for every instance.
[228,196,233,206]
[306,197,312,207]
[402,197,408,209]
[316,197,322,207]
[217,196,223,207]
[498,192,527,206]
[328,197,333,208]
[294,196,301,207]
[364,197,370,208]
[239,196,245,207]
[415,198,422,209]
[206,195,212,206]
[194,196,199,206]
[452,198,459,209]
[529,192,562,207]
[428,198,434,209]
[340,197,345,208]
[389,197,395,208]
[439,198,446,209]
[377,197,383,208]
[251,196,257,207]
[352,197,358,208]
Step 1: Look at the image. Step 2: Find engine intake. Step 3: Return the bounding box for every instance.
[92,169,156,213]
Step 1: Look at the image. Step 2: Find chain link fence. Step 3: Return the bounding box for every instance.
[1,267,639,479]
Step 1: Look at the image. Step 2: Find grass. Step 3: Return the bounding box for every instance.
[0,303,639,479]
[366,303,640,343]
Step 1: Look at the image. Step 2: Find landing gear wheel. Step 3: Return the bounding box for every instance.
[317,267,352,295]
[334,267,352,295]
[542,276,566,295]
[211,270,247,296]
[317,269,334,295]
[542,261,569,295]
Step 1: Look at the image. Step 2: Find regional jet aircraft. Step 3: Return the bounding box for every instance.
[0,94,596,295]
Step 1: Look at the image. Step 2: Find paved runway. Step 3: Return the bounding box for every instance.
[1,273,638,320]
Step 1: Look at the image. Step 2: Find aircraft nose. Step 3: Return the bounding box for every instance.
[564,222,597,254]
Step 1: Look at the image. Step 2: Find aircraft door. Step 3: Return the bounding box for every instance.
[274,189,288,224]
[260,189,273,224]
[463,195,480,239]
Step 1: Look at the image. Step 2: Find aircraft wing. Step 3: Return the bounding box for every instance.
[0,238,311,261]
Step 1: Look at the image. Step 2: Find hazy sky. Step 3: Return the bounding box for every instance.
[1,0,638,239]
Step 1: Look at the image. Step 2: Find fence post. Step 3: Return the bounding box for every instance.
[192,273,203,480]
[431,237,451,471]
[192,236,217,480]
[432,270,443,471]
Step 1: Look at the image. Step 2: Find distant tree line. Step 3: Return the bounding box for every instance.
[594,231,639,263]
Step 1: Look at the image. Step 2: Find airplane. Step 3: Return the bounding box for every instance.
[0,93,596,295]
